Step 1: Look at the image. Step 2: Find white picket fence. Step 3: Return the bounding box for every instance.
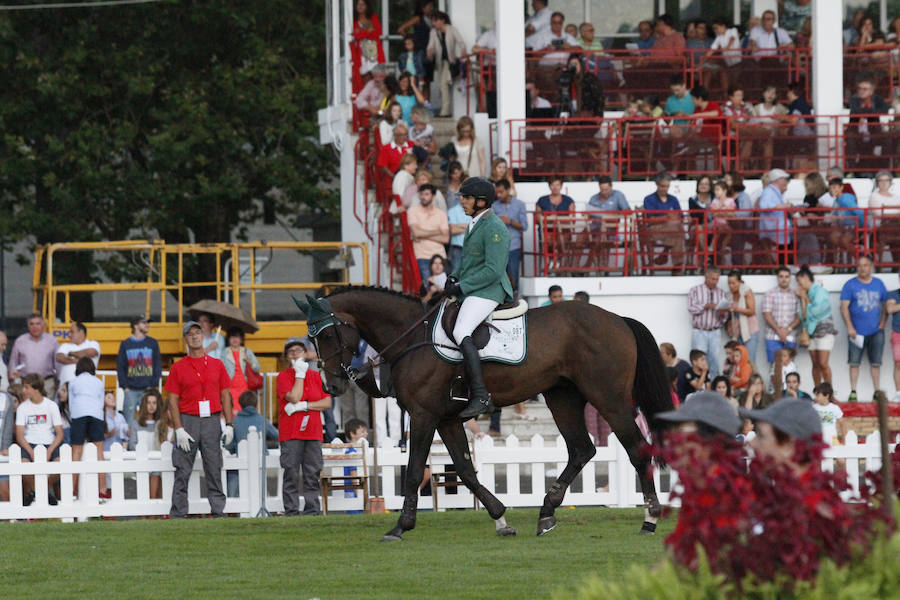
[0,429,895,521]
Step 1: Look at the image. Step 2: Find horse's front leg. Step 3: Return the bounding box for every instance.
[436,420,515,536]
[382,416,437,542]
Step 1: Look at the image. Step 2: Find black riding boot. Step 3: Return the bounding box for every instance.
[457,336,494,420]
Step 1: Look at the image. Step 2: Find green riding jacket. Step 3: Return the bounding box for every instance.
[453,209,514,304]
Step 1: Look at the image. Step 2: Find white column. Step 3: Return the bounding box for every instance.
[812,0,843,116]
[750,0,777,18]
[380,0,390,63]
[450,0,477,118]
[495,0,525,164]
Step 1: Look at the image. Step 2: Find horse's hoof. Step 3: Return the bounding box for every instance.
[639,521,657,535]
[381,534,403,542]
[496,525,517,537]
[536,516,556,536]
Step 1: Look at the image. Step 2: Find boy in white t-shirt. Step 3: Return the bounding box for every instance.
[55,321,101,387]
[702,18,741,92]
[14,373,64,506]
[812,382,844,447]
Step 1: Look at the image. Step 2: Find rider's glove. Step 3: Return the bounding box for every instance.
[444,275,462,297]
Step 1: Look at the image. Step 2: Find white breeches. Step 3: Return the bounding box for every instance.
[453,296,499,344]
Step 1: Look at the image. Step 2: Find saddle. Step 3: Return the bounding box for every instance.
[441,297,528,350]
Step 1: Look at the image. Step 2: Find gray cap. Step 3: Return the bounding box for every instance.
[182,320,202,336]
[655,391,741,436]
[768,168,790,181]
[739,398,822,440]
[283,336,306,352]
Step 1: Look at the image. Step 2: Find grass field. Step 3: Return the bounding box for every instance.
[0,507,672,599]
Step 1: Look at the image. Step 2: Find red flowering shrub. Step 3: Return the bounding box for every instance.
[657,433,891,589]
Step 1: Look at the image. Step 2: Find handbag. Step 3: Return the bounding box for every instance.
[245,363,264,391]
[798,327,810,348]
[725,311,741,340]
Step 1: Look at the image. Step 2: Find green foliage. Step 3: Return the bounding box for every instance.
[0,1,337,296]
[561,515,900,600]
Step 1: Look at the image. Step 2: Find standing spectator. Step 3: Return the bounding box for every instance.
[9,313,59,399]
[446,194,470,271]
[725,270,759,363]
[396,72,427,124]
[397,0,435,52]
[224,390,278,497]
[795,266,836,385]
[641,172,686,271]
[392,153,418,205]
[840,254,887,402]
[221,327,261,412]
[0,383,15,501]
[397,34,426,90]
[721,84,758,169]
[426,11,466,117]
[350,0,385,94]
[749,10,793,57]
[407,183,449,283]
[761,266,801,368]
[685,19,712,64]
[277,337,332,516]
[101,389,128,499]
[885,277,900,400]
[688,266,729,377]
[15,374,64,505]
[377,122,415,183]
[444,160,464,209]
[490,157,517,198]
[0,330,7,393]
[524,0,551,37]
[55,321,100,389]
[812,382,844,447]
[409,106,436,167]
[452,116,486,178]
[492,179,527,293]
[116,314,162,437]
[341,418,369,510]
[165,321,235,518]
[56,381,70,445]
[69,357,107,496]
[709,180,736,262]
[758,169,793,254]
[339,339,372,431]
[526,11,577,50]
[196,312,225,360]
[128,390,164,496]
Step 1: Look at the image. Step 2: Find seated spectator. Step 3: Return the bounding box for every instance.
[769,347,798,394]
[354,65,389,116]
[225,390,279,497]
[782,371,812,401]
[868,170,900,229]
[678,349,711,400]
[588,175,629,231]
[737,373,775,410]
[740,16,760,48]
[421,254,450,303]
[739,398,822,470]
[685,18,712,63]
[709,179,736,257]
[378,102,402,147]
[724,173,756,266]
[826,165,857,197]
[535,175,575,215]
[855,14,881,49]
[821,177,863,256]
[635,20,655,50]
[525,80,552,114]
[849,75,888,118]
[396,71,427,124]
[688,175,713,227]
[472,25,497,54]
[711,375,734,408]
[847,76,889,171]
[812,382,844,447]
[377,121,415,183]
[577,22,602,50]
[405,169,446,212]
[887,15,900,42]
[391,153,418,203]
[702,18,741,91]
[15,374,64,506]
[406,183,449,283]
[663,74,694,125]
[574,291,589,302]
[409,105,436,167]
[655,391,742,444]
[721,84,756,153]
[749,10,793,58]
[341,417,369,511]
[490,157,517,198]
[541,284,563,306]
[565,23,578,40]
[641,172,686,271]
[526,11,576,51]
[660,342,693,401]
[637,94,663,118]
[452,116,486,178]
[748,84,788,172]
[725,340,753,393]
[652,13,686,60]
[398,34,426,90]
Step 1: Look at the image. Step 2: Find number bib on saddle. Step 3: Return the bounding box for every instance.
[432,302,528,365]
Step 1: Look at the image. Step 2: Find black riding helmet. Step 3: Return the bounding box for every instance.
[458,176,496,206]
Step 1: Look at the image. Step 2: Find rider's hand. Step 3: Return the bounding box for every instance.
[444,275,462,297]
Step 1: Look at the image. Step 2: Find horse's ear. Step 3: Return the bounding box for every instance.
[292,295,310,318]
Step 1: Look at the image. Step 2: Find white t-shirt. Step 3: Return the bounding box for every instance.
[526,30,577,51]
[710,27,741,66]
[68,372,106,421]
[15,398,63,445]
[814,402,843,446]
[392,169,415,198]
[474,29,497,50]
[525,7,551,35]
[749,25,792,56]
[56,339,101,386]
[868,190,900,226]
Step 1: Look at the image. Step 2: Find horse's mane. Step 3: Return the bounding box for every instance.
[326,285,423,306]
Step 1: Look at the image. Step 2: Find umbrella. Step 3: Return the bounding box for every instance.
[186,299,260,334]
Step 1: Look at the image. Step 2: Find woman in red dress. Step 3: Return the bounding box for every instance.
[351,0,386,94]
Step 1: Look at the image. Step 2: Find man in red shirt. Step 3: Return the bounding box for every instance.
[165,321,234,518]
[376,122,415,182]
[277,337,331,516]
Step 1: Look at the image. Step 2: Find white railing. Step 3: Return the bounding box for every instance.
[1,429,895,521]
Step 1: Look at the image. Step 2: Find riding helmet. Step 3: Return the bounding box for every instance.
[459,176,496,206]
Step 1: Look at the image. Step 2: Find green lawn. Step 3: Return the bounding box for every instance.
[0,507,671,599]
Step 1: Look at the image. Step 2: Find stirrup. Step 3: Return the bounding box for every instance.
[458,394,494,420]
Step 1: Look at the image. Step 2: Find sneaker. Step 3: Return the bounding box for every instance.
[48,491,58,506]
[848,391,858,403]
[24,491,35,507]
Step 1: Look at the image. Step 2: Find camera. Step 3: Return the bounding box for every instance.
[557,65,576,87]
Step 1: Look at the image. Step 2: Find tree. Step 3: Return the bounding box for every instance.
[0,1,338,318]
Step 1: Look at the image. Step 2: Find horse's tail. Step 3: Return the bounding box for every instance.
[623,316,674,444]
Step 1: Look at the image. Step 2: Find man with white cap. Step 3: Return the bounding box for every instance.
[758,168,793,253]
[740,397,821,468]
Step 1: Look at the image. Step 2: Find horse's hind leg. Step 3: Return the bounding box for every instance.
[436,420,516,537]
[382,415,438,542]
[539,386,596,536]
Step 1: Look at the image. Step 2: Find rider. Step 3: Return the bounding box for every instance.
[444,177,514,419]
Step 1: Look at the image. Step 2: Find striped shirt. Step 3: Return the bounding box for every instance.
[688,283,728,330]
[761,286,801,342]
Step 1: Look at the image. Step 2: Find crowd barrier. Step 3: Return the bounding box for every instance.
[1,429,894,521]
[529,206,900,276]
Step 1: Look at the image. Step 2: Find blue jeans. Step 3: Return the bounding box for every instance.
[322,408,337,442]
[416,259,431,284]
[691,328,723,378]
[448,246,462,273]
[122,388,145,439]
[507,249,522,292]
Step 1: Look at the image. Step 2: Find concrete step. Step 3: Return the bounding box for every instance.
[471,399,562,440]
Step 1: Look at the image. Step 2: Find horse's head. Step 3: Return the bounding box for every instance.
[294,294,360,397]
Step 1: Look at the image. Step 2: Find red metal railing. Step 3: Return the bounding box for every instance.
[529,206,891,277]
[509,113,900,179]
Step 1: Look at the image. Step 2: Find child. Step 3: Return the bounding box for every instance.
[129,389,164,498]
[710,180,736,257]
[397,34,426,89]
[702,18,740,91]
[821,177,864,257]
[813,382,844,447]
[769,347,797,394]
[678,349,710,401]
[103,390,129,453]
[343,418,369,513]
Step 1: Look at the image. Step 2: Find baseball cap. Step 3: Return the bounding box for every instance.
[130,314,151,326]
[182,320,202,336]
[283,336,306,352]
[655,391,741,436]
[739,398,821,440]
[768,168,790,181]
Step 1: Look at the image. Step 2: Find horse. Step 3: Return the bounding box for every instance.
[295,287,673,541]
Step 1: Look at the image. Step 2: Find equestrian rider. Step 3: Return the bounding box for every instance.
[444,177,514,419]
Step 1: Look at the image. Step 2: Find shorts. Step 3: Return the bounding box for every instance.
[847,329,884,366]
[765,339,797,363]
[70,416,106,445]
[808,333,835,352]
[24,443,60,461]
[892,330,900,362]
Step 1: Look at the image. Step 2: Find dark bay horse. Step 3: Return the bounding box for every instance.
[296,287,673,541]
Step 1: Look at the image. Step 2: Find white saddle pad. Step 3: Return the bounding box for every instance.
[432,301,528,365]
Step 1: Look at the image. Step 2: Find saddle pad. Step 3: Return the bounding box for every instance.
[432,301,527,365]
